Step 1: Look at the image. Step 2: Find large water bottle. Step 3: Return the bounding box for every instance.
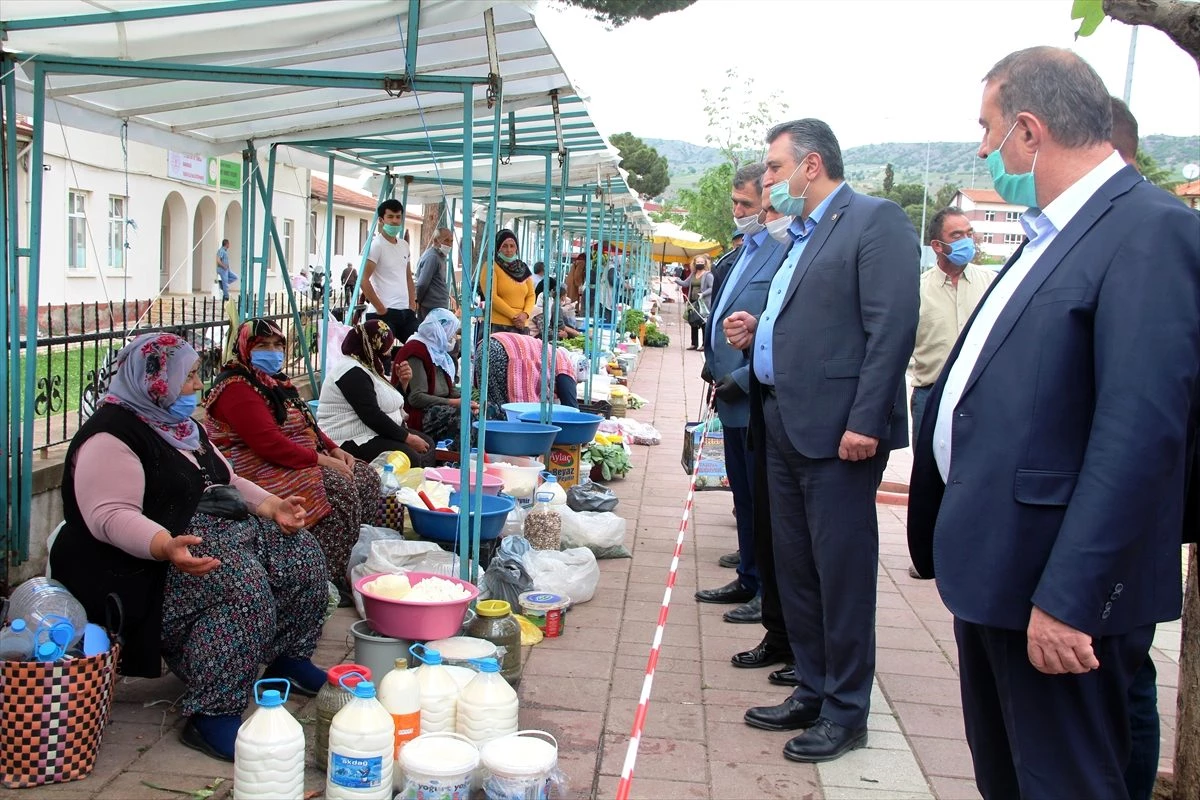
[410,643,460,734]
[326,675,394,800]
[379,464,401,497]
[0,620,36,661]
[6,578,86,649]
[455,658,519,746]
[233,679,305,800]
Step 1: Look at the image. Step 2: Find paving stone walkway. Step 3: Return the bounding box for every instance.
[2,299,1181,799]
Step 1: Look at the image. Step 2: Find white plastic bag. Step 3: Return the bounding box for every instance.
[616,418,662,446]
[523,547,600,605]
[558,507,631,559]
[347,529,460,616]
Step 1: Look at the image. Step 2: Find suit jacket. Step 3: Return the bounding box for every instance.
[704,236,789,428]
[749,184,919,458]
[712,245,742,292]
[907,167,1200,636]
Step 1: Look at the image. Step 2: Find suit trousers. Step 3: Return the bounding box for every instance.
[749,407,789,651]
[722,426,758,593]
[954,617,1154,800]
[763,394,885,728]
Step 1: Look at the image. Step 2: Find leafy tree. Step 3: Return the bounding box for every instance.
[883,163,895,194]
[610,132,670,199]
[677,163,735,248]
[562,0,696,27]
[701,68,788,169]
[935,183,960,209]
[1136,148,1180,193]
[1072,0,1199,70]
[648,207,684,225]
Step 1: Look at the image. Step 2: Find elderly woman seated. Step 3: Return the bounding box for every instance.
[317,320,436,467]
[202,319,380,593]
[531,283,582,340]
[51,333,328,762]
[479,331,582,411]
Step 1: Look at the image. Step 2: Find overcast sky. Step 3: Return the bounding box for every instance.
[538,0,1200,166]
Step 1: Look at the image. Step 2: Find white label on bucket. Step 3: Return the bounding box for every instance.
[330,753,383,789]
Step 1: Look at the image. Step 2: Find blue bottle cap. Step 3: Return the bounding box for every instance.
[352,680,377,699]
[10,619,26,632]
[258,689,284,708]
[409,642,442,666]
[469,657,500,673]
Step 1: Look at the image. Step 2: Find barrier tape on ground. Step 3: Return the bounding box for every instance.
[615,385,715,800]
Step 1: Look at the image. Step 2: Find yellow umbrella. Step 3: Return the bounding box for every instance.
[651,221,722,265]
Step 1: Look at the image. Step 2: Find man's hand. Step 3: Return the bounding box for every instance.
[151,532,221,576]
[837,430,879,461]
[1027,606,1099,675]
[723,311,757,350]
[700,363,714,385]
[714,375,745,403]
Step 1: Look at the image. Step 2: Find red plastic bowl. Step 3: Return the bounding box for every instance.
[354,571,480,641]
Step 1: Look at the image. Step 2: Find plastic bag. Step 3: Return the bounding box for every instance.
[617,418,662,446]
[558,507,631,560]
[524,547,601,605]
[484,767,568,800]
[346,528,460,616]
[566,481,619,513]
[501,505,528,538]
[476,535,534,607]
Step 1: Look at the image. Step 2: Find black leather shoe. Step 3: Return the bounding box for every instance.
[783,718,868,763]
[768,665,800,686]
[723,595,762,623]
[731,641,790,669]
[744,697,821,732]
[718,551,740,568]
[694,580,755,604]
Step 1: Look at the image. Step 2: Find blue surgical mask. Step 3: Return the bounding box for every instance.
[382,223,403,237]
[986,120,1038,208]
[497,252,516,264]
[938,238,976,267]
[250,350,285,374]
[168,392,198,420]
[769,160,811,218]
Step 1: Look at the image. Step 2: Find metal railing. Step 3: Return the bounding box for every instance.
[17,290,350,455]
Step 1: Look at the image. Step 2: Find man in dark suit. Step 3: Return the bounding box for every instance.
[907,47,1200,797]
[725,118,919,762]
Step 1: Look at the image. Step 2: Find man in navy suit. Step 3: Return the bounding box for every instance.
[726,118,919,762]
[907,47,1200,797]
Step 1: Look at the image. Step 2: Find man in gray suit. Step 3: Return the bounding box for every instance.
[725,118,919,762]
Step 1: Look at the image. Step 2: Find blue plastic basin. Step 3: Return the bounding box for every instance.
[405,491,515,543]
[518,409,603,446]
[473,421,561,456]
[502,402,573,423]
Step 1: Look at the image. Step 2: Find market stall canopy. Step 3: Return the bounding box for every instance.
[651,221,722,264]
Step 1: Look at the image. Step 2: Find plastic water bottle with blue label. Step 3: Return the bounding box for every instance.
[325,673,393,799]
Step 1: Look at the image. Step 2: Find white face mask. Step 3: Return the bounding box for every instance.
[734,213,765,236]
[437,244,451,256]
[765,215,795,244]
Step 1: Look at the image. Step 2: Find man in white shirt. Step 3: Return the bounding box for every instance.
[907,47,1200,797]
[361,198,417,342]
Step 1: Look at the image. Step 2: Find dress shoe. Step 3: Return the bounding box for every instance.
[731,641,791,669]
[769,665,801,686]
[908,564,932,580]
[718,551,740,568]
[744,697,821,732]
[723,595,762,623]
[694,580,755,604]
[783,718,868,763]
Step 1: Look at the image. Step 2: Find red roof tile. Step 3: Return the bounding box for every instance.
[957,188,1004,204]
[311,176,377,212]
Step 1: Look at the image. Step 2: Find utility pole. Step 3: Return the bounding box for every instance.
[919,141,932,241]
[1123,27,1138,104]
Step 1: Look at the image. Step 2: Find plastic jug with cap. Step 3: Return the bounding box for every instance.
[537,473,567,507]
[379,464,402,497]
[409,642,459,734]
[456,657,519,746]
[233,679,305,800]
[5,578,85,650]
[326,674,394,800]
[377,657,420,790]
[0,619,35,661]
[315,663,372,771]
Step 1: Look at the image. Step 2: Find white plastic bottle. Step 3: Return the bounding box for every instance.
[410,643,459,734]
[538,472,567,507]
[233,679,305,800]
[379,464,401,497]
[377,657,421,790]
[0,619,35,661]
[326,677,394,800]
[455,658,519,746]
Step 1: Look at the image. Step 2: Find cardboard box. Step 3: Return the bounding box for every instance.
[547,444,582,489]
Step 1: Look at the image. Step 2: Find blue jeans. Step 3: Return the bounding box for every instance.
[910,385,933,441]
[1124,652,1160,800]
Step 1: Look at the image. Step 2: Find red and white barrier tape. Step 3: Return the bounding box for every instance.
[614,389,714,800]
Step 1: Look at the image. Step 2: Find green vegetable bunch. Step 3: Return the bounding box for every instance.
[643,323,670,347]
[622,309,647,332]
[562,335,587,352]
[582,441,633,480]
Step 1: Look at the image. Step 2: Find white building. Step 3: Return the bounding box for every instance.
[308,176,422,282]
[952,188,1028,260]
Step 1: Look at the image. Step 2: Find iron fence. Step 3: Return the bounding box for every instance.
[16,291,348,454]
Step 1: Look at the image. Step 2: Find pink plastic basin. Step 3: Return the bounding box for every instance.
[354,571,480,641]
[424,467,504,495]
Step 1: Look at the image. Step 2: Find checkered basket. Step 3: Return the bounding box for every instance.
[0,601,121,790]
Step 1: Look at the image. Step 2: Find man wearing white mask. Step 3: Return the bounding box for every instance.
[415,227,454,320]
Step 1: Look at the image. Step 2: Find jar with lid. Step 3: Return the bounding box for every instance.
[314,663,372,771]
[609,391,627,418]
[464,600,523,688]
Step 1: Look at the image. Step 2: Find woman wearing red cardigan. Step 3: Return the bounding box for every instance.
[392,308,483,448]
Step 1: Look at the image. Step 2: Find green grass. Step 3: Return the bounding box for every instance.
[13,346,103,418]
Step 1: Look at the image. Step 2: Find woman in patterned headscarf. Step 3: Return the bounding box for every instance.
[203,318,381,595]
[316,319,436,467]
[51,332,328,763]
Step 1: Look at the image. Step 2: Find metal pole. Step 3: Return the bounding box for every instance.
[455,86,476,583]
[255,144,279,315]
[240,147,256,321]
[583,191,594,403]
[320,156,335,384]
[1,61,19,556]
[919,141,931,244]
[538,153,554,417]
[1124,27,1139,105]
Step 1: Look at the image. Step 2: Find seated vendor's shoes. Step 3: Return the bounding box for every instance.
[262,655,326,698]
[181,714,239,762]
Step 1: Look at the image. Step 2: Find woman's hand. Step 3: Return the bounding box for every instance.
[330,447,357,471]
[259,494,309,533]
[448,397,462,408]
[318,453,354,478]
[406,433,432,454]
[150,531,221,577]
[469,400,480,413]
[513,313,529,328]
[394,360,413,388]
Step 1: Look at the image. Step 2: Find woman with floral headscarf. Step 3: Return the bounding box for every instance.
[203,318,381,594]
[51,332,328,763]
[483,228,535,333]
[317,319,436,466]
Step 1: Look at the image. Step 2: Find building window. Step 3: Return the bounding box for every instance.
[282,218,294,272]
[359,218,368,252]
[1005,211,1021,222]
[1003,233,1024,245]
[983,210,995,222]
[310,211,318,254]
[107,195,126,269]
[68,190,88,269]
[335,215,345,254]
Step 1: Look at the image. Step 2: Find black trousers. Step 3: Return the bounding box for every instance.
[341,431,436,468]
[748,399,789,651]
[367,307,418,343]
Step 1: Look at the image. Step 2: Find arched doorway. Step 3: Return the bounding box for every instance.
[160,192,188,293]
[192,195,217,293]
[223,200,243,289]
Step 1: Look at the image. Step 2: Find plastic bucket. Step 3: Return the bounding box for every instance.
[425,636,498,670]
[480,730,559,800]
[349,619,411,686]
[517,592,569,639]
[484,456,545,501]
[399,731,479,800]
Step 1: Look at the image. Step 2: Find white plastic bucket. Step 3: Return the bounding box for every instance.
[399,731,479,800]
[480,730,559,800]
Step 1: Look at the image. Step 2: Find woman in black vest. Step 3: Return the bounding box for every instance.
[50,333,328,763]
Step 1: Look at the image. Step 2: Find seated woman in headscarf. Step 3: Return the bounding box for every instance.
[51,333,328,763]
[479,331,581,412]
[317,319,436,467]
[531,282,582,339]
[483,228,535,334]
[202,319,380,592]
